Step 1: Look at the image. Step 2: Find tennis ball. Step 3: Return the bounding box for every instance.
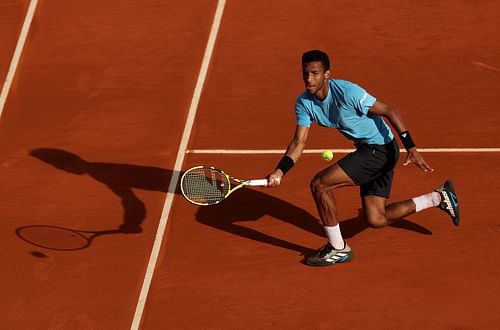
[322,150,334,161]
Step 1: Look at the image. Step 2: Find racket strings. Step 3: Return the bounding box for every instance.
[181,168,230,204]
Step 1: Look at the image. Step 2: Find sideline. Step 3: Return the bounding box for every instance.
[130,0,227,329]
[0,0,39,118]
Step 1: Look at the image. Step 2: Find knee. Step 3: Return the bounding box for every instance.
[365,213,388,228]
[309,175,324,195]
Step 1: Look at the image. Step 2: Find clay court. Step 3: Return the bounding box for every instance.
[1,0,499,329]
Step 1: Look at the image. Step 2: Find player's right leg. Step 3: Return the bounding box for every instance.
[309,163,355,227]
[306,163,355,266]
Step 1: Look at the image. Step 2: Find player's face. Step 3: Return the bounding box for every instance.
[302,61,330,97]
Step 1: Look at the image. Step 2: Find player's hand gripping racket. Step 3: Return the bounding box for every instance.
[180,165,268,206]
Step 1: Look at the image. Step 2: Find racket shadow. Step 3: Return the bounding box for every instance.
[195,189,432,255]
[16,225,123,251]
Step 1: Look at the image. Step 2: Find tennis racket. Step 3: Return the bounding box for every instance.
[180,165,268,206]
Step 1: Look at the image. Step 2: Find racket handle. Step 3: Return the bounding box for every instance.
[246,179,268,186]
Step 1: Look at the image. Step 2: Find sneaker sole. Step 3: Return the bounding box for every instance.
[443,180,460,226]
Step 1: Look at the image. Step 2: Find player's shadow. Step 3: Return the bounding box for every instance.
[29,148,174,234]
[195,189,431,255]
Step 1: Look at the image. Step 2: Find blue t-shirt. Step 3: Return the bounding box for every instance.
[295,79,393,146]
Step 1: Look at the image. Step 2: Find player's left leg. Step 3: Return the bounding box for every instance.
[362,195,416,228]
[362,180,460,228]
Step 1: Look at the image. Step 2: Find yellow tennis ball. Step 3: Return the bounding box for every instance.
[322,150,334,161]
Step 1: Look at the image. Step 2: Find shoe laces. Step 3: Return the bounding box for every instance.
[317,243,334,258]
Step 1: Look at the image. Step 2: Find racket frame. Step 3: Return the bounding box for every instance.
[180,165,267,206]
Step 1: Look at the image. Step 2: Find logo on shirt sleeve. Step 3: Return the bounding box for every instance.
[360,92,368,105]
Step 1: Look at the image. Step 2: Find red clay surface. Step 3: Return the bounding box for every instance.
[1,0,499,329]
[0,0,216,328]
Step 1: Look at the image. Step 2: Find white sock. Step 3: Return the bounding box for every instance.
[324,224,344,249]
[412,192,441,213]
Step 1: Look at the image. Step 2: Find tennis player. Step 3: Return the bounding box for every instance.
[267,50,460,266]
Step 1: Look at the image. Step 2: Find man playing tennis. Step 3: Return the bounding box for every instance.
[267,50,460,266]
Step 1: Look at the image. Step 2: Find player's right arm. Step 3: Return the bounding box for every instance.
[267,125,309,187]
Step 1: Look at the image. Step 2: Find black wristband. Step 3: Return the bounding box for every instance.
[276,155,294,175]
[399,131,416,150]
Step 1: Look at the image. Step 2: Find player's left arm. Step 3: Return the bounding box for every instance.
[368,101,434,172]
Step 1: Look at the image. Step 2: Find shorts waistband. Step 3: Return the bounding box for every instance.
[357,139,398,152]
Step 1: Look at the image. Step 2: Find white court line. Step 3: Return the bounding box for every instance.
[130,0,226,329]
[187,148,500,154]
[0,0,39,118]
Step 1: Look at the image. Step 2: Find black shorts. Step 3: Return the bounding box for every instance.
[337,139,400,198]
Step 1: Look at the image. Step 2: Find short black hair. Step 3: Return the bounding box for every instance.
[302,50,330,71]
